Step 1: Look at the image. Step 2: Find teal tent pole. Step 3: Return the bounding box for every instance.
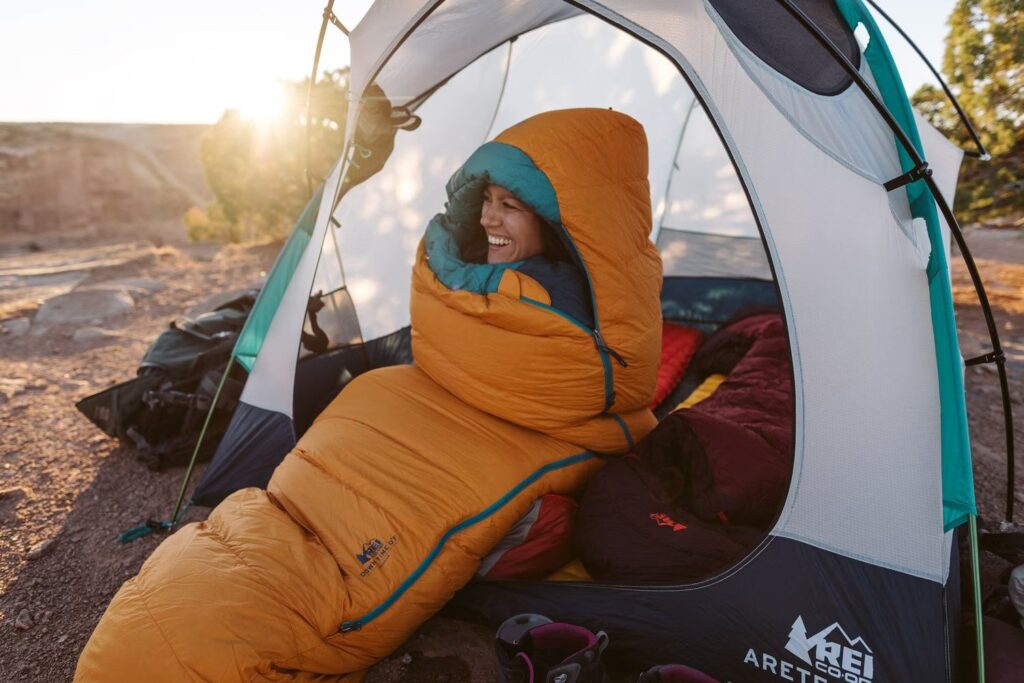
[969,514,986,682]
[119,356,236,543]
[169,355,235,526]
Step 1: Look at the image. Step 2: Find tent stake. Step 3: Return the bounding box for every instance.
[168,355,236,526]
[969,514,986,682]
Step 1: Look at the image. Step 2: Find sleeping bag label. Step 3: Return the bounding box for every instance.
[743,615,874,683]
[356,535,397,578]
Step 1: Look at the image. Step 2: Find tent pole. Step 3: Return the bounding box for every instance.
[305,0,338,197]
[969,514,986,682]
[862,0,988,159]
[168,355,236,526]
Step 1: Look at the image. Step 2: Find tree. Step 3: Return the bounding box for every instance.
[185,68,349,242]
[912,0,1024,225]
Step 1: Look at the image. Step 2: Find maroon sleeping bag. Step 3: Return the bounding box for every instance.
[654,312,793,527]
[575,311,792,581]
[575,456,762,581]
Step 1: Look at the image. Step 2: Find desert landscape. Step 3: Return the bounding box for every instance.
[0,123,1021,681]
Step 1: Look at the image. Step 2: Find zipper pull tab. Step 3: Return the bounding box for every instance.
[592,329,628,368]
[339,621,363,633]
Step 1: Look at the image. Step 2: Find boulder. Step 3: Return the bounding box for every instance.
[34,289,134,325]
[71,326,123,343]
[0,317,31,337]
[85,278,166,297]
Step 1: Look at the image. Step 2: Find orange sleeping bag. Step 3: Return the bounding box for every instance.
[75,108,662,681]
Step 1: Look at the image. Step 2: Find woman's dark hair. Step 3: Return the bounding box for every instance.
[540,219,572,263]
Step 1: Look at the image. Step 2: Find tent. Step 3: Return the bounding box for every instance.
[169,1,1014,680]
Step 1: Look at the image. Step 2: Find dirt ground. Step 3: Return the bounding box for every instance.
[0,227,1021,682]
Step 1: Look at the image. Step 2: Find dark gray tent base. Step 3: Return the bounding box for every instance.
[192,403,295,507]
[193,327,412,507]
[448,536,960,682]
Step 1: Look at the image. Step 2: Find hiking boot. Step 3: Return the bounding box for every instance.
[496,613,610,683]
[638,664,720,683]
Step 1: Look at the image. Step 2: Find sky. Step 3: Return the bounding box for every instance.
[0,1,956,124]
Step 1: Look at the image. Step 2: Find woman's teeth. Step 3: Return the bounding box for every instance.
[488,235,512,247]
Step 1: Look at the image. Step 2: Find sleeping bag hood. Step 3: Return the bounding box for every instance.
[412,108,664,453]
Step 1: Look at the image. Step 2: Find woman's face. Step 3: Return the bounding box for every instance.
[480,184,545,264]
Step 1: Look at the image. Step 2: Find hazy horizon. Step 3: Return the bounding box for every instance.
[1,1,956,126]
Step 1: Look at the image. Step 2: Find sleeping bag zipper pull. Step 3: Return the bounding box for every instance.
[592,329,628,367]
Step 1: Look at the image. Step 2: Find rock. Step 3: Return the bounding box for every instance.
[71,326,122,343]
[183,242,222,262]
[35,288,134,325]
[14,609,33,630]
[1,317,30,337]
[0,486,27,500]
[85,278,166,297]
[0,377,28,403]
[26,538,56,560]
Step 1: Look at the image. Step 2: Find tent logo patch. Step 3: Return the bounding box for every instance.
[356,535,397,578]
[743,615,874,682]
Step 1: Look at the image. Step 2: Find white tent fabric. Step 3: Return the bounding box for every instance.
[337,12,769,340]
[338,0,958,582]
[333,44,508,341]
[241,162,343,417]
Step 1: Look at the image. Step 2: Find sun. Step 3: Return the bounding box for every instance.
[236,81,286,126]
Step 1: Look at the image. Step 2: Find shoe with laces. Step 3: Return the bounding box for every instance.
[496,613,610,683]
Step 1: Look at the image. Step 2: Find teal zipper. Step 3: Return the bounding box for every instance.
[518,297,633,447]
[552,223,628,410]
[519,297,620,411]
[338,451,596,633]
[609,413,635,450]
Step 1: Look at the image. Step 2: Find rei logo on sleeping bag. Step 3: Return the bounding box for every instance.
[744,615,875,683]
[356,535,397,578]
[649,512,687,532]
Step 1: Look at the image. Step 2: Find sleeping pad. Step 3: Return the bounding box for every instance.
[75,108,663,681]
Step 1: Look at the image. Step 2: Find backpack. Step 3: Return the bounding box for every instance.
[76,289,257,470]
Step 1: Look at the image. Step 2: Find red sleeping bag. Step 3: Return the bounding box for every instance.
[650,322,704,409]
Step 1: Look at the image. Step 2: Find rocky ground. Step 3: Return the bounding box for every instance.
[0,227,1021,682]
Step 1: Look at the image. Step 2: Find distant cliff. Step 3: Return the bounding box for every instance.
[0,123,210,246]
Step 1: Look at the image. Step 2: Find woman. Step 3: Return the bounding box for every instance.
[75,108,663,682]
[464,182,592,327]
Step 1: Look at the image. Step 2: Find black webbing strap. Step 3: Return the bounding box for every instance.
[965,351,1006,367]
[883,162,932,192]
